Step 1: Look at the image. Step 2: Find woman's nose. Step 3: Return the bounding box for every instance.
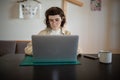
[52,20,56,23]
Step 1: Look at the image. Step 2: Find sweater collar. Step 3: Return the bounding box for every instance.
[46,27,66,35]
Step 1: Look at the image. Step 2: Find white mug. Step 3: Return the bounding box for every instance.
[98,51,112,63]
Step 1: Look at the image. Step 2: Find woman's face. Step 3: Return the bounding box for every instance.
[48,15,62,30]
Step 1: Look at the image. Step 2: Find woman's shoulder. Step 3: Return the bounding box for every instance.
[64,30,71,35]
[62,29,71,35]
[38,28,50,35]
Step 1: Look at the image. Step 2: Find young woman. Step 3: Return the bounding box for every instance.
[24,7,71,55]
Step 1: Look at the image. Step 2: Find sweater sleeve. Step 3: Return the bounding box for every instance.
[24,41,33,55]
[24,31,43,55]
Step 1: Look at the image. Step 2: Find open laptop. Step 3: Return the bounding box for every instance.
[32,35,79,63]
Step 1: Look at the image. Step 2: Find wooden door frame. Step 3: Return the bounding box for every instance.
[62,0,83,14]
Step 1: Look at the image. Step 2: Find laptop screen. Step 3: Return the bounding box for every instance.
[32,35,79,63]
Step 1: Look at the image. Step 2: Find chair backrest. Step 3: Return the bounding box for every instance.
[0,40,16,56]
[15,40,30,54]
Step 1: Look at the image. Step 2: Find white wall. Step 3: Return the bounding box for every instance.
[66,0,120,54]
[0,0,61,40]
[0,0,120,54]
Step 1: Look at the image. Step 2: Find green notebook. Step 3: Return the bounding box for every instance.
[20,56,80,66]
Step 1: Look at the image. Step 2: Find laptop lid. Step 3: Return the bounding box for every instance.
[32,35,79,63]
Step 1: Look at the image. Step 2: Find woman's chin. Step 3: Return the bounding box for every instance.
[52,27,60,30]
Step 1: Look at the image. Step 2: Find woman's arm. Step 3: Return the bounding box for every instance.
[24,41,33,55]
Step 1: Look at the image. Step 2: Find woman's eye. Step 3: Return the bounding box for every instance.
[55,19,59,21]
[49,19,53,22]
[49,18,61,22]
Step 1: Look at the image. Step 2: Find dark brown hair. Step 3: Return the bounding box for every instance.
[45,7,66,28]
